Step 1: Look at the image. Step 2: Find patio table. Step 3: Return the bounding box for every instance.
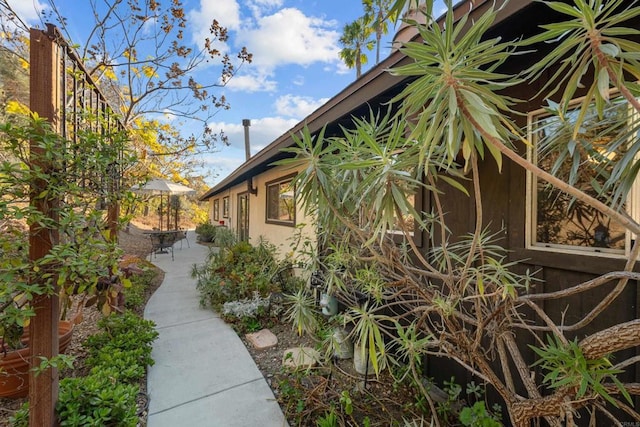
[144,230,180,261]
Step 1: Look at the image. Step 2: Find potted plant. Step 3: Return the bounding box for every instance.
[195,221,217,242]
[0,320,74,399]
[0,109,134,398]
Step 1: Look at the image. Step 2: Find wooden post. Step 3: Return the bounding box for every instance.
[108,162,120,242]
[29,25,61,427]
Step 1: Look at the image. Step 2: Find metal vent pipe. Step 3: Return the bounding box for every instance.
[242,119,251,161]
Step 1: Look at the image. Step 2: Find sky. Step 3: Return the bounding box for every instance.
[8,0,445,186]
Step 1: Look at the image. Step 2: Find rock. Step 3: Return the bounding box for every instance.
[245,329,278,350]
[282,347,320,370]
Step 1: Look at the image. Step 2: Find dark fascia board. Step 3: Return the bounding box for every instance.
[199,0,533,201]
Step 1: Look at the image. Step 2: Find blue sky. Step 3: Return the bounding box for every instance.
[9,0,445,185]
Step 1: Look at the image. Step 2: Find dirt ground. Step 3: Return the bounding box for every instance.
[241,320,424,427]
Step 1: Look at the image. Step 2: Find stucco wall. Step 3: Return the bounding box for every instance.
[206,164,315,262]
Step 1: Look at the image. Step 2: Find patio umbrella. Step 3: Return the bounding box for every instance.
[132,178,196,230]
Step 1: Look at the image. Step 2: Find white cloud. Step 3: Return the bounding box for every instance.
[224,71,277,93]
[237,8,341,70]
[5,0,47,25]
[251,0,284,6]
[161,110,176,122]
[186,3,344,95]
[202,152,244,171]
[334,61,352,75]
[292,75,304,86]
[275,94,328,119]
[209,116,299,153]
[188,0,240,51]
[200,115,301,185]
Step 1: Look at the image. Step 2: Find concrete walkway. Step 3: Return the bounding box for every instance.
[144,230,288,427]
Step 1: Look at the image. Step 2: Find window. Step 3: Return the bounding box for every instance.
[266,176,295,226]
[213,199,220,221]
[387,189,424,247]
[527,96,636,256]
[222,196,229,218]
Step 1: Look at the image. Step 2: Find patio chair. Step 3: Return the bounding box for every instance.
[149,231,177,261]
[177,228,190,249]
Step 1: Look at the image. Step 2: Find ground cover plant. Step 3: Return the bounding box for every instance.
[9,311,158,427]
[193,238,439,425]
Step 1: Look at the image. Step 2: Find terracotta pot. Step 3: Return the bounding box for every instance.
[0,320,74,399]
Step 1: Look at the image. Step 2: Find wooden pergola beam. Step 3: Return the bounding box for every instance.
[28,26,61,427]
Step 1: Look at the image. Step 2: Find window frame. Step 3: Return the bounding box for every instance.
[213,199,220,222]
[525,95,637,258]
[265,174,296,227]
[222,196,229,218]
[386,185,424,247]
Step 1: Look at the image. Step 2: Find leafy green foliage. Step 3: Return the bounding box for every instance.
[316,409,339,427]
[530,335,632,406]
[124,264,158,311]
[211,226,238,248]
[195,221,218,242]
[8,402,28,427]
[283,285,320,337]
[84,311,158,383]
[193,239,283,310]
[0,113,133,347]
[346,301,391,376]
[459,401,502,427]
[57,371,138,427]
[338,16,374,78]
[339,390,353,415]
[54,311,157,426]
[277,369,309,425]
[390,2,519,173]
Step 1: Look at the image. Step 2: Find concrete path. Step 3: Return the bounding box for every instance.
[144,230,288,427]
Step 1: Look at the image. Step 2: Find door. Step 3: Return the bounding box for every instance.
[237,192,249,242]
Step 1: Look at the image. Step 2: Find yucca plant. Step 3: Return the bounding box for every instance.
[283,285,320,337]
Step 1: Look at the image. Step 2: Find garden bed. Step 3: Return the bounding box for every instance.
[242,322,426,426]
[0,225,163,426]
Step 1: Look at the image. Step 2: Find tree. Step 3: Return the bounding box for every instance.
[0,0,251,162]
[363,0,397,64]
[281,0,640,425]
[339,16,374,79]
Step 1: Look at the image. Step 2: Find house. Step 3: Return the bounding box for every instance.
[198,1,433,255]
[201,0,640,421]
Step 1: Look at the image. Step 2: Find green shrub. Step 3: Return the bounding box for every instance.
[459,401,502,427]
[124,266,158,310]
[87,348,149,383]
[85,311,158,354]
[193,239,283,310]
[54,311,158,425]
[84,311,158,382]
[195,222,217,242]
[9,403,28,427]
[212,226,236,248]
[57,370,138,427]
